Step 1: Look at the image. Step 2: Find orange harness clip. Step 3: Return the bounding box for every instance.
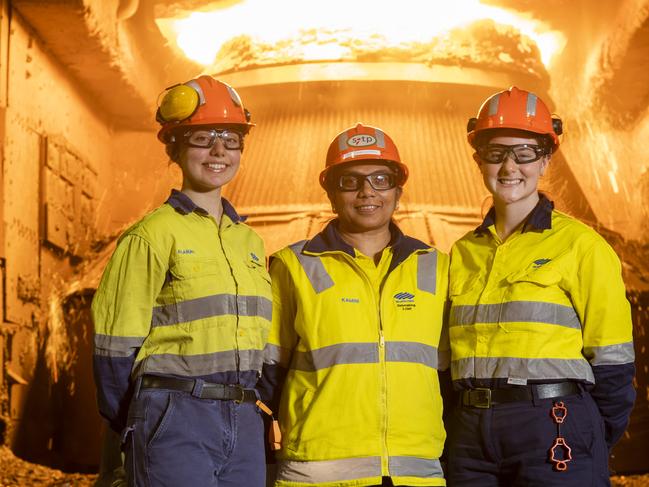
[548,401,571,471]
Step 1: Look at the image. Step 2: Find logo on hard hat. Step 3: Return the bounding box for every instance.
[347,135,376,147]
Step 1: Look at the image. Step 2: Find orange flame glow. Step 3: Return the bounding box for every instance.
[157,0,565,68]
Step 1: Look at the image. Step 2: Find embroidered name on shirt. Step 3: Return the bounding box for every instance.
[341,297,360,304]
[177,249,195,255]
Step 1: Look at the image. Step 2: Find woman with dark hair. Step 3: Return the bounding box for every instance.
[260,123,449,487]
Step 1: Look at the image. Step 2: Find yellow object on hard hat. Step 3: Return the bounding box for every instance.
[158,84,200,123]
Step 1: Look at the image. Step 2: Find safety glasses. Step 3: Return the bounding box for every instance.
[183,129,243,150]
[476,144,548,164]
[336,173,397,192]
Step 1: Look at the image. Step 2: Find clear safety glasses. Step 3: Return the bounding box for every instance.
[336,173,397,192]
[183,129,243,150]
[476,144,548,164]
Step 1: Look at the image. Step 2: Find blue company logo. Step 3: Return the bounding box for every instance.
[341,297,360,304]
[394,292,415,302]
[177,249,195,255]
[250,252,260,262]
[533,258,551,268]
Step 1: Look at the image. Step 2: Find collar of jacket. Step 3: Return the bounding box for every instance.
[474,193,554,237]
[303,219,431,273]
[166,189,246,223]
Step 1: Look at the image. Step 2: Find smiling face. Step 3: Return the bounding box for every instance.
[475,133,550,209]
[178,129,241,193]
[329,163,401,234]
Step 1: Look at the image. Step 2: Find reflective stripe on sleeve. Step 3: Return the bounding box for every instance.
[133,348,264,377]
[386,341,438,369]
[292,342,440,371]
[450,301,581,329]
[289,241,334,294]
[451,356,595,383]
[94,334,145,357]
[277,457,381,483]
[584,341,635,366]
[263,343,292,368]
[417,251,437,294]
[388,456,444,478]
[151,294,271,327]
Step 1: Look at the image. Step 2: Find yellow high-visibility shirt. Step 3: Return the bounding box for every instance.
[265,221,449,487]
[448,199,634,386]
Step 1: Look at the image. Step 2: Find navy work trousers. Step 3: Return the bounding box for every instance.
[123,387,265,486]
[446,390,610,486]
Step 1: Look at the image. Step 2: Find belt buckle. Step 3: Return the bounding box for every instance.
[470,388,492,408]
[233,385,245,403]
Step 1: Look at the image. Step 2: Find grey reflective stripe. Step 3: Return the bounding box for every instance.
[133,348,264,377]
[277,456,443,482]
[289,241,334,294]
[526,92,538,116]
[450,301,581,329]
[263,343,292,367]
[277,457,381,483]
[292,341,440,371]
[451,356,595,383]
[338,133,347,151]
[584,341,635,366]
[386,342,438,369]
[151,294,271,327]
[389,456,444,478]
[94,334,145,357]
[375,127,385,148]
[488,94,501,115]
[417,251,437,294]
[292,342,378,371]
[438,349,451,371]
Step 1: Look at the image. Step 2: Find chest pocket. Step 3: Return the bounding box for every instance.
[504,267,565,303]
[168,258,228,302]
[449,275,480,300]
[247,256,272,288]
[170,258,222,279]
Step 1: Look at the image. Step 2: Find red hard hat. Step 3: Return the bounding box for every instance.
[467,86,562,152]
[156,75,254,143]
[319,123,409,189]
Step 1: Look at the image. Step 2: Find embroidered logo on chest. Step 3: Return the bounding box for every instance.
[394,292,416,310]
[532,258,551,269]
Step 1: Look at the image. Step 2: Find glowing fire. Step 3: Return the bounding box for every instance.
[157,0,565,68]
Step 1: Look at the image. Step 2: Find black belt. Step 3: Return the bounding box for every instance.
[141,375,258,403]
[460,382,581,409]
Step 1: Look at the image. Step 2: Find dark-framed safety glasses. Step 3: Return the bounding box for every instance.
[476,143,548,164]
[336,173,397,192]
[183,129,243,150]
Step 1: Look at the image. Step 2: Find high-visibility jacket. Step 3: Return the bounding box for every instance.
[448,195,635,445]
[263,221,449,487]
[92,190,272,432]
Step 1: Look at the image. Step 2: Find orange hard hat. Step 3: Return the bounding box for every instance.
[319,123,409,189]
[467,86,562,152]
[156,75,254,143]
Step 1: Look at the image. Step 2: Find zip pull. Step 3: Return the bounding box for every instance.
[256,400,282,451]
